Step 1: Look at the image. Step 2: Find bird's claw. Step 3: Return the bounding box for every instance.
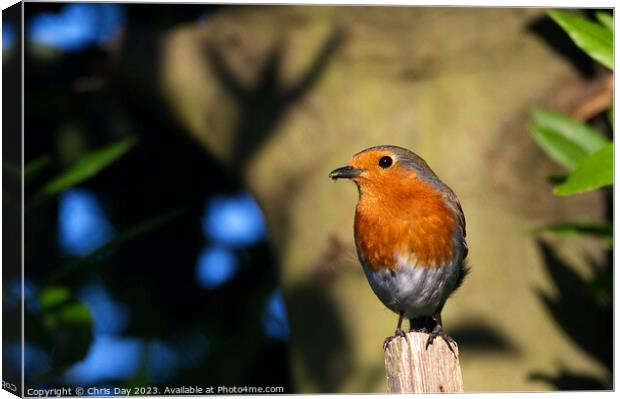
[383,328,406,351]
[425,324,456,355]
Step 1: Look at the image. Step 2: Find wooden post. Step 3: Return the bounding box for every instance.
[384,331,463,393]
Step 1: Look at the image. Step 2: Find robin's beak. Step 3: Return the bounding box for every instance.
[329,166,364,180]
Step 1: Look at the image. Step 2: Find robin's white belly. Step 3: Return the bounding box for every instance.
[360,253,461,319]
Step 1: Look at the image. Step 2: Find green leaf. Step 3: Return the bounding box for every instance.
[531,107,609,153]
[608,104,614,127]
[39,286,71,309]
[25,155,52,183]
[46,301,92,367]
[59,303,91,324]
[32,290,93,371]
[548,10,613,69]
[41,136,137,197]
[529,125,589,170]
[595,11,613,32]
[554,142,613,195]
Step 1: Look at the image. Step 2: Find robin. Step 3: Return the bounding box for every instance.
[329,145,469,351]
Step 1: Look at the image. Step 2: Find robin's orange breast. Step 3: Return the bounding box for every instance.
[354,178,457,272]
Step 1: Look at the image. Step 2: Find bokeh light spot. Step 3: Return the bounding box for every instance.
[28,4,125,52]
[202,192,266,247]
[58,188,115,256]
[78,281,130,336]
[262,290,289,341]
[195,246,239,289]
[64,336,143,385]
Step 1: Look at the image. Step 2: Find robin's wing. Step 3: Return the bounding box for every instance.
[455,199,468,260]
[441,186,470,292]
[442,186,468,260]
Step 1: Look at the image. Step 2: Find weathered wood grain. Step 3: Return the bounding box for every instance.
[384,331,463,393]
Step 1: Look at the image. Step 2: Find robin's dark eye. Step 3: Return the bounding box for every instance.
[378,156,393,168]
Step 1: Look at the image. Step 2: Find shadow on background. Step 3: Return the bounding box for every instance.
[451,322,520,355]
[528,239,612,390]
[205,27,344,168]
[530,368,607,391]
[287,279,352,392]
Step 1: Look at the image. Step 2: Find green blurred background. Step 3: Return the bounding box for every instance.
[2,3,613,393]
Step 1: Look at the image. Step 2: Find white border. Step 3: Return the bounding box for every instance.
[0,1,617,399]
